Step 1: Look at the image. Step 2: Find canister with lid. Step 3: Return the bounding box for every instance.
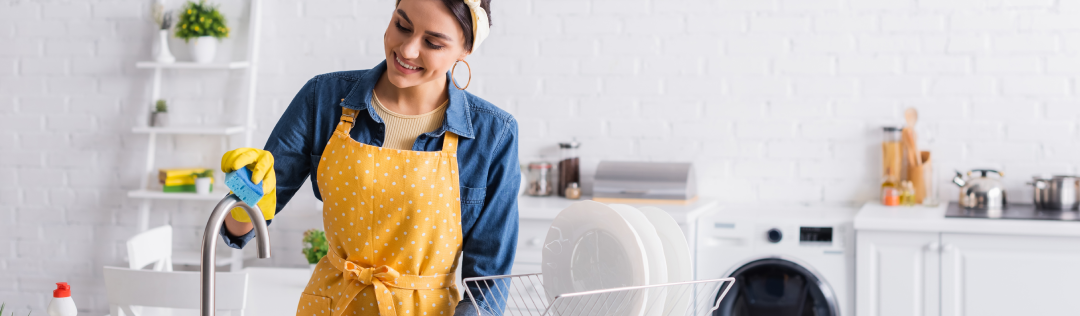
[557,141,580,197]
[526,162,554,196]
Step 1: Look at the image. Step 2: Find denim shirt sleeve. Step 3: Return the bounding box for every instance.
[458,118,520,310]
[220,77,319,249]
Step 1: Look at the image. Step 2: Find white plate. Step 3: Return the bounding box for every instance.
[518,170,527,196]
[609,204,668,316]
[542,201,649,314]
[638,206,693,315]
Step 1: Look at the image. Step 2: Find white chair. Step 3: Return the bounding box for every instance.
[126,225,173,271]
[103,266,249,316]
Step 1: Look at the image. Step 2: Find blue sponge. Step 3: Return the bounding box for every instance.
[225,167,264,207]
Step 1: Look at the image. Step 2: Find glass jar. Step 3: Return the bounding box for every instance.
[882,127,902,182]
[921,161,938,206]
[881,127,902,206]
[557,141,580,198]
[564,182,581,200]
[525,162,553,196]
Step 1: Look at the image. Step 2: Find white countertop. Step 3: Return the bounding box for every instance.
[517,195,719,223]
[854,202,1080,237]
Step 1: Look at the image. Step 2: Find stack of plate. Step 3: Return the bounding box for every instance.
[542,201,693,315]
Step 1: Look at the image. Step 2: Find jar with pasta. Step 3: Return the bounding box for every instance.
[881,127,902,206]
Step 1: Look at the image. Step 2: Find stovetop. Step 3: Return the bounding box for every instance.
[945,202,1080,221]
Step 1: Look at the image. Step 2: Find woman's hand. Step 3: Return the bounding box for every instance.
[221,148,277,224]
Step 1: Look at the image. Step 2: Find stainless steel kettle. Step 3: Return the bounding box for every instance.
[952,169,1007,210]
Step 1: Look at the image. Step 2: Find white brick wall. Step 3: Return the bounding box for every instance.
[4,0,1080,314]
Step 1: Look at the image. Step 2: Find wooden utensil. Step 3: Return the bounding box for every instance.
[901,128,918,167]
[911,151,931,203]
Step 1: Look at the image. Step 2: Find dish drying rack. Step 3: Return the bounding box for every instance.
[463,274,735,316]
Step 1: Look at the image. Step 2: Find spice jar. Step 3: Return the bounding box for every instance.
[557,141,580,197]
[900,180,916,206]
[564,182,581,200]
[525,162,554,196]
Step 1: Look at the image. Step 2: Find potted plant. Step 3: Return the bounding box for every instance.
[192,169,213,195]
[150,99,168,127]
[301,229,328,271]
[175,0,229,64]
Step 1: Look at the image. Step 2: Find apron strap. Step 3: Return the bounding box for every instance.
[325,250,456,316]
[441,132,459,154]
[337,105,360,134]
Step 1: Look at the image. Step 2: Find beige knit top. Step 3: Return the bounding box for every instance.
[371,93,449,150]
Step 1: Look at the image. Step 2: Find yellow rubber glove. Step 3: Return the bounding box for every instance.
[220,148,277,222]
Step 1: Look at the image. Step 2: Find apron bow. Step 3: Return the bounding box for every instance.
[341,261,401,286]
[327,251,456,316]
[337,260,402,315]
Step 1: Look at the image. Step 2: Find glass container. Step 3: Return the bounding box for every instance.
[525,162,553,196]
[881,127,902,206]
[565,182,581,200]
[557,141,580,198]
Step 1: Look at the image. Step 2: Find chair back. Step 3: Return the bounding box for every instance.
[126,225,173,271]
[103,266,248,316]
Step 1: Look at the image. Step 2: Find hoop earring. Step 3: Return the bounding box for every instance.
[451,60,471,90]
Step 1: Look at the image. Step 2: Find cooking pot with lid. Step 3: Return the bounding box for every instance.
[1029,175,1079,210]
[952,169,1007,210]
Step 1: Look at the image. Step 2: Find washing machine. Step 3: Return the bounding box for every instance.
[696,206,856,316]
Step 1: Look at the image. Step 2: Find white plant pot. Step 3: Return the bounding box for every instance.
[190,36,217,64]
[195,177,212,195]
[309,263,318,272]
[150,112,168,127]
[154,29,175,63]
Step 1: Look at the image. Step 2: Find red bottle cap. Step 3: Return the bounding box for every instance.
[53,282,70,298]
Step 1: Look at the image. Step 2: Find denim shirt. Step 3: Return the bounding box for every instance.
[220,61,520,310]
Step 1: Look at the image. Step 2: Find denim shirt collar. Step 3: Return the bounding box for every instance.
[340,60,476,139]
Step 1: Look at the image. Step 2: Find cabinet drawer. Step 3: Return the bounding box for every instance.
[515,219,550,264]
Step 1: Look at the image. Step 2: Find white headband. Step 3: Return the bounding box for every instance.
[463,0,489,51]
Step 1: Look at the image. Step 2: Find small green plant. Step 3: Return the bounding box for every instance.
[301,229,328,264]
[192,169,214,178]
[175,0,229,42]
[154,99,167,113]
[0,303,31,316]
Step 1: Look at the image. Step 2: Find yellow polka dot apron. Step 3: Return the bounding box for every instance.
[297,107,463,316]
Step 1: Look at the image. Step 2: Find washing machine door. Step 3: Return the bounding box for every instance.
[713,258,839,316]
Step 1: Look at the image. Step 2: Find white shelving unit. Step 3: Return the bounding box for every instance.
[129,0,263,271]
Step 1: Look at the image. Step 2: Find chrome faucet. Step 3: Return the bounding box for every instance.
[201,194,271,316]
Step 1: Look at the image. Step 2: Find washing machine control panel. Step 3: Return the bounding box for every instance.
[799,227,834,243]
[761,226,835,244]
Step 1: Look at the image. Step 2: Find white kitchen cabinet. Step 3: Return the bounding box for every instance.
[514,219,550,265]
[855,202,1080,316]
[856,230,941,316]
[939,233,1080,316]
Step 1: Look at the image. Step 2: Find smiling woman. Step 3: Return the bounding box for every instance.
[378,0,492,116]
[216,0,517,316]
